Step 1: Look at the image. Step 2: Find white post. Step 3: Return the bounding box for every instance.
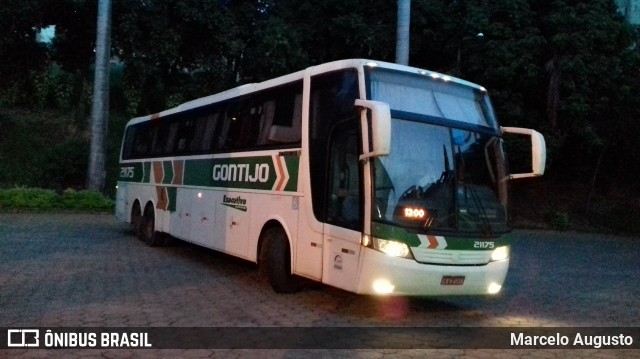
[87,0,111,192]
[395,0,411,65]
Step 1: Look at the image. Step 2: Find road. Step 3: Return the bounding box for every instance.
[0,213,638,358]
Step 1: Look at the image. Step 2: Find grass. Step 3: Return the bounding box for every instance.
[0,187,114,212]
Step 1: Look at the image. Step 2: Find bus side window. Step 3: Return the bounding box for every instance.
[235,105,261,148]
[221,98,256,150]
[133,123,153,158]
[122,126,137,159]
[165,122,180,155]
[257,100,276,145]
[189,114,208,153]
[257,82,302,146]
[149,123,162,156]
[268,93,302,144]
[216,104,232,150]
[176,119,195,153]
[199,113,220,152]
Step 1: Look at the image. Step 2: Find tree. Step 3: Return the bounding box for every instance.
[396,0,411,65]
[529,0,636,180]
[4,0,639,197]
[112,0,239,114]
[0,0,49,104]
[44,0,98,120]
[87,0,111,192]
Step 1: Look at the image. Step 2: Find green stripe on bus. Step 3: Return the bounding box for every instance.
[371,221,512,249]
[142,162,151,183]
[283,155,299,192]
[163,161,174,185]
[371,222,421,247]
[441,234,511,250]
[183,159,214,187]
[167,186,177,212]
[121,154,299,192]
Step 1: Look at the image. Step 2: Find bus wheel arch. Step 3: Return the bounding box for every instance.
[141,201,164,247]
[258,221,297,293]
[131,199,142,238]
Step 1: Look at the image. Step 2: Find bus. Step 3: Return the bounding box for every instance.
[116,59,546,296]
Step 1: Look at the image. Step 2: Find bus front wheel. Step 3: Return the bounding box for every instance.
[260,227,297,293]
[141,203,164,247]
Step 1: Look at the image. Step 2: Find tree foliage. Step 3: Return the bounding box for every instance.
[0,0,49,105]
[1,0,640,196]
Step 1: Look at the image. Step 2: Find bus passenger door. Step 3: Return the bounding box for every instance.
[322,122,363,292]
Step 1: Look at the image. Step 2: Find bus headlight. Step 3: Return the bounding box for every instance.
[373,238,412,258]
[372,279,395,294]
[491,246,509,261]
[487,282,502,294]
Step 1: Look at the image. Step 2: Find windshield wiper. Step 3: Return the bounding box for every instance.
[463,179,493,238]
[457,151,493,238]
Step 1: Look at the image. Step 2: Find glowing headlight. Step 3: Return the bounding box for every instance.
[372,279,395,294]
[491,246,509,261]
[487,282,502,294]
[374,238,411,258]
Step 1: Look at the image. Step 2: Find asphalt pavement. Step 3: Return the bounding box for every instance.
[0,213,638,358]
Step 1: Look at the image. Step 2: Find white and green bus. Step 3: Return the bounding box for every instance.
[116,59,545,296]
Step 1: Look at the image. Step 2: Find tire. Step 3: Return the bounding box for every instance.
[131,202,142,239]
[141,203,164,247]
[261,227,297,293]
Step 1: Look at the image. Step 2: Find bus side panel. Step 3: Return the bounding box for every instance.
[294,196,324,280]
[115,181,128,222]
[189,189,218,248]
[158,206,170,234]
[213,190,250,257]
[322,224,362,292]
[171,187,192,241]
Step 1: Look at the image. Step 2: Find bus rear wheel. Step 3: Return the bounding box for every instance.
[131,201,142,239]
[141,203,164,247]
[260,227,297,293]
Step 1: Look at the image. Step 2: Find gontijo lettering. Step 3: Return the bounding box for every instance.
[213,163,269,183]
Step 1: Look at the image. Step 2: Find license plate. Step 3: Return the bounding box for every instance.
[441,275,465,286]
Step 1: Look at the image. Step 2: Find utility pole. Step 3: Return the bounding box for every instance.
[395,0,411,65]
[87,0,111,192]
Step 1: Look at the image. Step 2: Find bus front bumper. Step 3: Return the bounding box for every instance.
[355,247,509,296]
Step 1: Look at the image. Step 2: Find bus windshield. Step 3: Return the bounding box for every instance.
[366,67,498,130]
[367,69,509,237]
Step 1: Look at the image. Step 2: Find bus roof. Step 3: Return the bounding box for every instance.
[126,59,486,126]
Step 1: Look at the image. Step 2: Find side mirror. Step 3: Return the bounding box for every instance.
[355,99,391,160]
[501,127,546,179]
